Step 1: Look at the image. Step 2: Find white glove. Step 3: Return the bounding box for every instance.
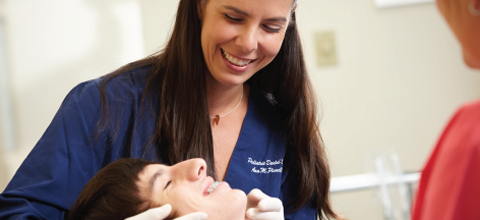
[125,204,208,220]
[245,188,284,220]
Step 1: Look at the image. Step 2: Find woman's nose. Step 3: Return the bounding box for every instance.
[173,158,207,181]
[235,26,258,53]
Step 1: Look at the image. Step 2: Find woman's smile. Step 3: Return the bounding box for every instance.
[221,48,257,72]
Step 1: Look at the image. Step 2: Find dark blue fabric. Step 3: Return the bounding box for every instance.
[0,66,316,220]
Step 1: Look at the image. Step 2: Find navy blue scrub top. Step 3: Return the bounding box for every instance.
[0,66,316,220]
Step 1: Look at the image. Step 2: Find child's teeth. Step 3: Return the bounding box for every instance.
[208,181,221,194]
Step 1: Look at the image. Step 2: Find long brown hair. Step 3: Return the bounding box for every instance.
[67,159,157,220]
[96,0,338,219]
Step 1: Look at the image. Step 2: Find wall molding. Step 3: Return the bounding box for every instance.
[375,0,434,8]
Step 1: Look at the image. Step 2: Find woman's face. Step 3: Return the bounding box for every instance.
[199,0,295,87]
[436,0,480,68]
[137,159,247,220]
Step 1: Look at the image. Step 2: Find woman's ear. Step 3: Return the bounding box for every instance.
[469,0,480,16]
[197,0,206,20]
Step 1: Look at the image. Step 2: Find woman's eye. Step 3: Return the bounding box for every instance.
[164,181,172,189]
[225,13,242,22]
[263,25,281,33]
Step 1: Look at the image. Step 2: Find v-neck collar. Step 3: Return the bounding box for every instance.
[222,88,254,181]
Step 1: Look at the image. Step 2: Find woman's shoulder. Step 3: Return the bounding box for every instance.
[68,65,153,100]
[57,65,153,115]
[459,99,480,112]
[451,99,480,121]
[441,99,480,137]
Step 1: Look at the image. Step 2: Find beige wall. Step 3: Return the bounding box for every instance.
[1,0,480,219]
[296,1,480,219]
[1,0,146,190]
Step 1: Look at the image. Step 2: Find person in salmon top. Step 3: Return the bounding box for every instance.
[412,0,480,219]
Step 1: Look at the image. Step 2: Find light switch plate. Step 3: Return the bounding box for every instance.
[314,30,337,67]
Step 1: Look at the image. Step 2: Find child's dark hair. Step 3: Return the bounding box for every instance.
[68,158,156,220]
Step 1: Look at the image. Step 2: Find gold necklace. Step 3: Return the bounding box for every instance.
[209,85,243,125]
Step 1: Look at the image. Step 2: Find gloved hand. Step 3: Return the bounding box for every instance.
[125,204,208,220]
[245,188,284,220]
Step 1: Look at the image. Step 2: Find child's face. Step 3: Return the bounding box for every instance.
[137,158,247,220]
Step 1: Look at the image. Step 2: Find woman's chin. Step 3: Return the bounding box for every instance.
[462,50,480,70]
[463,58,480,70]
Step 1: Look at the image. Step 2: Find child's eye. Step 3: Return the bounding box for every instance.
[225,13,242,22]
[164,180,172,189]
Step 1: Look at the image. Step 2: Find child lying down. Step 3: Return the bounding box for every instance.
[67,158,283,220]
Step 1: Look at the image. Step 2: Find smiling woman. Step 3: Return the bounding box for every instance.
[0,0,338,219]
